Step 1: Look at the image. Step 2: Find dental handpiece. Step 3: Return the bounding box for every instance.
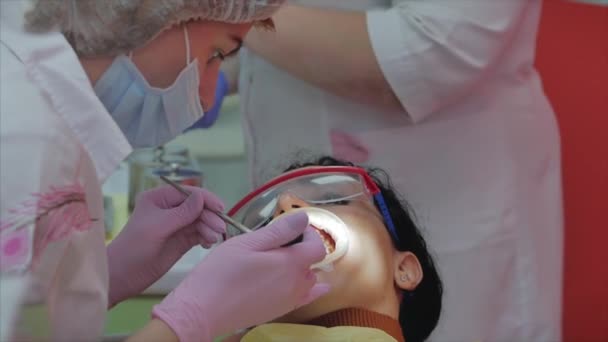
[159,175,252,234]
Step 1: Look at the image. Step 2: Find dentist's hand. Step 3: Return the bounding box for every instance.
[107,186,226,307]
[152,212,330,342]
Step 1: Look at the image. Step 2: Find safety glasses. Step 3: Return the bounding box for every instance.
[227,166,399,242]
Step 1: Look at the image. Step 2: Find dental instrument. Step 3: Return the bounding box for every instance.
[159,175,253,234]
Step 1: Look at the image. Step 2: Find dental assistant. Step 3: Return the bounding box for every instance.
[222,0,564,341]
[0,1,329,342]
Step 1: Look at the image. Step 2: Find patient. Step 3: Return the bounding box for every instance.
[224,156,443,342]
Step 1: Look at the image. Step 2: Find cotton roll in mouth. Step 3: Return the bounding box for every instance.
[273,207,349,271]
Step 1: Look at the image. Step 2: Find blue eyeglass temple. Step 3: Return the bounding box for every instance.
[373,193,400,244]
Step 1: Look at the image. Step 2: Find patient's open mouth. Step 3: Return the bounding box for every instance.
[280,226,336,254]
[272,207,349,271]
[313,225,336,254]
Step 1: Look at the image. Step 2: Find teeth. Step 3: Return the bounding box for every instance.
[306,208,348,271]
[269,207,349,271]
[267,207,349,271]
[313,226,336,254]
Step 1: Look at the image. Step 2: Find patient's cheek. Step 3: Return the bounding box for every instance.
[334,216,394,276]
[306,208,394,298]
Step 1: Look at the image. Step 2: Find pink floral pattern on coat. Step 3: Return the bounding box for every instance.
[0,184,94,272]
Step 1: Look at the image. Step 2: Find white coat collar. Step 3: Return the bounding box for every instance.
[0,2,133,183]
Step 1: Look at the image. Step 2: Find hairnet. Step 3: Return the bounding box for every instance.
[24,0,284,57]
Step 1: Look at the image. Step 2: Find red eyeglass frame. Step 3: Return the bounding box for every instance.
[228,166,381,216]
[227,166,400,243]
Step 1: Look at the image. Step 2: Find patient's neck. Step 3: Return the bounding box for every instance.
[304,308,405,342]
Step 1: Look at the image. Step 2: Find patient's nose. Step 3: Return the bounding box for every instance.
[274,193,310,218]
[275,193,310,247]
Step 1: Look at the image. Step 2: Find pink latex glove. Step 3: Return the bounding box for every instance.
[152,212,330,342]
[107,185,226,307]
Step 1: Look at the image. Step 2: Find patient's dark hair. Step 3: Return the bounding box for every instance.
[284,156,443,342]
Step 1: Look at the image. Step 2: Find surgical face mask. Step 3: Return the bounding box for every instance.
[94,26,204,148]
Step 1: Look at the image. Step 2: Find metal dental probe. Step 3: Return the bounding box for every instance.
[159,175,253,234]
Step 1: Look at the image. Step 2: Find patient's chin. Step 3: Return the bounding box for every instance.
[275,287,345,324]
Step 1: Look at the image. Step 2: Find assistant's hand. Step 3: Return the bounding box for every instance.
[152,212,330,342]
[107,185,226,307]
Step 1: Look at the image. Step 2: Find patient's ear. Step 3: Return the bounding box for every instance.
[394,252,423,291]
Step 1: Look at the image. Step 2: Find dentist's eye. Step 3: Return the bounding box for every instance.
[207,50,225,63]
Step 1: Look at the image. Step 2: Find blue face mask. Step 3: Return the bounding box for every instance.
[94,26,204,148]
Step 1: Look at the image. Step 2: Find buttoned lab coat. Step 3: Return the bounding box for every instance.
[0,2,133,340]
[240,0,564,341]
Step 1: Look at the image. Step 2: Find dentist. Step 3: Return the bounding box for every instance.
[0,1,328,341]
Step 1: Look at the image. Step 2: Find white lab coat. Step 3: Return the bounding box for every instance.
[239,0,564,341]
[0,2,132,340]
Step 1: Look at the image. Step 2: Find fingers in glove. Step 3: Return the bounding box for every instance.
[192,187,225,212]
[199,236,215,249]
[288,226,327,268]
[141,185,194,208]
[200,210,226,234]
[196,221,223,247]
[239,212,310,251]
[166,189,207,232]
[141,185,224,211]
[185,228,202,248]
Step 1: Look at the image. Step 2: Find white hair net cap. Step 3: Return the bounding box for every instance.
[24,0,284,57]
